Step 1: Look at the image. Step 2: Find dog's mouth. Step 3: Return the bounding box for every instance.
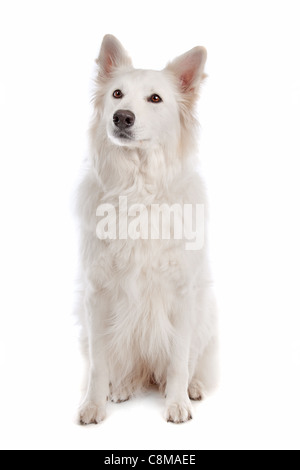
[108,127,151,148]
[114,130,134,141]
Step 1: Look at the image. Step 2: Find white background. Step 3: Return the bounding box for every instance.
[0,0,299,451]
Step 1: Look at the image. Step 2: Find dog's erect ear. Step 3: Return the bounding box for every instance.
[166,46,207,93]
[97,35,132,77]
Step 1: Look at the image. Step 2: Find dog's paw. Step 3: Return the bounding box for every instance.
[165,400,193,424]
[79,401,106,425]
[188,379,205,401]
[110,386,133,404]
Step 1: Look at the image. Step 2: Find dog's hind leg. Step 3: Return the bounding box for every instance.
[110,383,134,403]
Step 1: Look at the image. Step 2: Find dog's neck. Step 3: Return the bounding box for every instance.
[92,140,187,198]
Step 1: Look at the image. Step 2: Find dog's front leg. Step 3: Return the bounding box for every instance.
[79,290,109,425]
[165,300,193,424]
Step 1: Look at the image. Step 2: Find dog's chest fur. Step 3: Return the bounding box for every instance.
[78,168,200,364]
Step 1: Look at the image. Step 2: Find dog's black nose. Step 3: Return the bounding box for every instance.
[113,110,135,129]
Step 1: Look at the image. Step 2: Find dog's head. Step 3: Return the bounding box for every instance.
[93,35,207,152]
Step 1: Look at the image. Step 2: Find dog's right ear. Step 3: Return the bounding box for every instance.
[166,46,207,95]
[96,35,132,77]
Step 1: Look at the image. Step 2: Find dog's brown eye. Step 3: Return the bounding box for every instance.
[149,94,162,103]
[113,90,123,99]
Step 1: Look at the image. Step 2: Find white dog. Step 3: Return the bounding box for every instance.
[76,35,218,425]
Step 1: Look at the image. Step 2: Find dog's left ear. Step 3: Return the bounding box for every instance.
[166,46,207,94]
[97,34,132,77]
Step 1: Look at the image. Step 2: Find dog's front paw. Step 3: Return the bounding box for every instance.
[79,401,106,425]
[165,400,193,424]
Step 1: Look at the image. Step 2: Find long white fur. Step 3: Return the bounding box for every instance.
[76,35,218,425]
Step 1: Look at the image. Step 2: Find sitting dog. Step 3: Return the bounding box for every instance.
[76,35,218,424]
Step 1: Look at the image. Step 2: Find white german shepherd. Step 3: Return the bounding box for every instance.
[76,35,218,424]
